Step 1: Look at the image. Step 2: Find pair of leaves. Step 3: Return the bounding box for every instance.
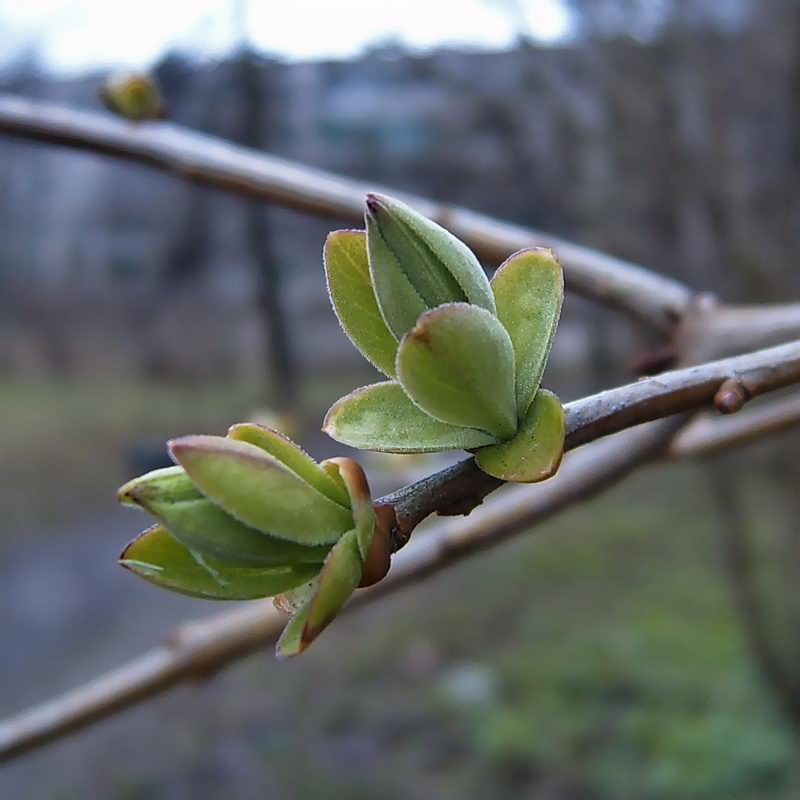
[167,431,353,545]
[118,465,331,566]
[364,193,496,338]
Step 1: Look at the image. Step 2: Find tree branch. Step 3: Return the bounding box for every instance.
[381,338,800,540]
[3,338,800,762]
[669,395,800,458]
[0,95,693,331]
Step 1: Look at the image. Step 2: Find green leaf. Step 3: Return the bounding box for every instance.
[324,230,399,378]
[277,528,365,657]
[169,436,354,545]
[323,381,498,453]
[119,466,330,566]
[302,528,362,647]
[227,422,350,508]
[474,390,565,483]
[396,303,518,440]
[324,458,375,562]
[365,193,495,338]
[491,248,564,416]
[275,581,317,658]
[120,524,318,600]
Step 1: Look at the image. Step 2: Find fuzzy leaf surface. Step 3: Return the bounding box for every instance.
[324,230,399,377]
[491,248,564,416]
[302,529,362,648]
[120,524,317,600]
[396,303,518,439]
[228,422,350,507]
[324,381,498,453]
[169,436,353,545]
[365,193,495,337]
[119,466,330,566]
[474,390,565,483]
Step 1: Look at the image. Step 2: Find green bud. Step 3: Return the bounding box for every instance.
[365,193,496,338]
[120,524,319,601]
[99,71,165,122]
[118,466,330,566]
[396,303,518,440]
[323,381,498,453]
[168,435,353,545]
[118,425,394,656]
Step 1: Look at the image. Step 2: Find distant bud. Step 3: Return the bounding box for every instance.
[99,71,166,122]
[365,193,496,338]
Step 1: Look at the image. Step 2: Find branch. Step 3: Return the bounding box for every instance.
[3,339,800,762]
[669,395,800,458]
[0,95,693,331]
[381,338,800,540]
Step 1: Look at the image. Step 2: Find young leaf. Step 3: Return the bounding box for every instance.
[323,381,498,453]
[396,303,518,440]
[474,390,565,483]
[491,248,564,416]
[119,467,330,566]
[302,529,362,649]
[275,580,317,658]
[227,422,350,508]
[324,230,399,378]
[169,436,354,545]
[365,222,428,339]
[120,524,318,600]
[324,457,375,562]
[365,193,495,338]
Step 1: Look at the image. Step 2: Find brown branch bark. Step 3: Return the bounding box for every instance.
[381,338,800,541]
[3,340,800,762]
[669,395,800,458]
[0,95,693,331]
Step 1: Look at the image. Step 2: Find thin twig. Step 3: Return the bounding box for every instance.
[0,95,693,331]
[669,395,800,458]
[381,338,800,539]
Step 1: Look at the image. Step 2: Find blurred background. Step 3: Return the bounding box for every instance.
[2,1,800,797]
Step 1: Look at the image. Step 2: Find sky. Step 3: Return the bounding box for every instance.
[0,0,572,74]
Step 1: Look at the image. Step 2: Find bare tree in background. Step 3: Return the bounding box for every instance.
[232,0,298,411]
